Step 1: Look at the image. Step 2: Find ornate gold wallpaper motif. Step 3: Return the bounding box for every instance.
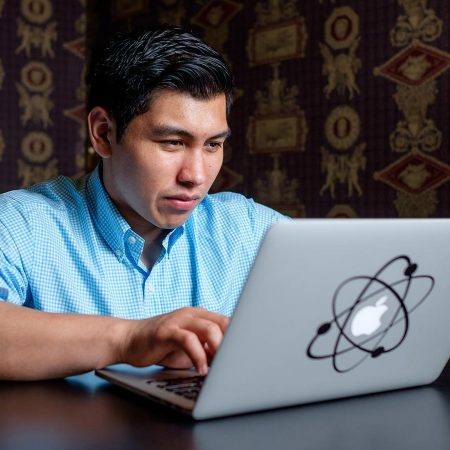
[326,204,357,218]
[16,18,57,57]
[189,0,242,76]
[390,0,442,47]
[375,41,450,87]
[111,0,148,19]
[247,17,307,66]
[0,0,85,191]
[248,63,306,154]
[247,0,307,217]
[320,37,361,99]
[50,1,450,217]
[391,81,441,154]
[189,0,244,193]
[374,149,450,194]
[157,0,185,26]
[20,0,52,23]
[16,0,57,187]
[16,62,54,128]
[192,0,241,27]
[254,0,299,25]
[319,6,365,213]
[320,143,366,199]
[62,3,87,176]
[374,0,449,217]
[192,0,242,58]
[18,130,58,187]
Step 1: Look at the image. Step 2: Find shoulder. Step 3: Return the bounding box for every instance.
[0,175,87,216]
[0,175,90,270]
[0,175,89,242]
[192,191,289,236]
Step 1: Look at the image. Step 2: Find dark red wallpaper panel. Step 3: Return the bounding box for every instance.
[89,1,450,217]
[0,0,86,193]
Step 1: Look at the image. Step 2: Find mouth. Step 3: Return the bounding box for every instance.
[165,195,201,211]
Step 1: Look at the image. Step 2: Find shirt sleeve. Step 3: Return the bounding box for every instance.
[0,207,31,306]
[246,198,292,243]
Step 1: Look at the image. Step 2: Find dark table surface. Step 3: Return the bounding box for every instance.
[0,361,449,450]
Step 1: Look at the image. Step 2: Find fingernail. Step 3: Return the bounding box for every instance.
[200,364,208,376]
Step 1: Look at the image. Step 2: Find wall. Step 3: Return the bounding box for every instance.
[0,0,86,192]
[20,0,450,219]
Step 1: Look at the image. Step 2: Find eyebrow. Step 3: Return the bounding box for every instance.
[151,126,231,140]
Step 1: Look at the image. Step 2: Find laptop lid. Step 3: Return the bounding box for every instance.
[98,219,450,420]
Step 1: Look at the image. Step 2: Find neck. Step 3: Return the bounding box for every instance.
[141,229,170,270]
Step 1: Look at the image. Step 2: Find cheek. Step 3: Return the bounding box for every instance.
[209,155,224,179]
[128,152,169,182]
[132,157,178,197]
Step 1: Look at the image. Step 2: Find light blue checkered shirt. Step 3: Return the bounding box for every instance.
[0,166,287,319]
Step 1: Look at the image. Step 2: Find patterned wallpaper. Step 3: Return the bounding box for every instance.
[0,0,86,193]
[6,0,448,219]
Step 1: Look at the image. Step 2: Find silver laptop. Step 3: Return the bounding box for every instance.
[96,219,450,420]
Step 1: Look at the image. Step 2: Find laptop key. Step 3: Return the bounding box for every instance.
[146,376,205,400]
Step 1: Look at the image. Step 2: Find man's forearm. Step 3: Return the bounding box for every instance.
[0,303,229,381]
[0,302,127,381]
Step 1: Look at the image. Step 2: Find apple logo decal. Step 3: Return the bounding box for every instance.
[351,295,389,338]
[306,256,434,373]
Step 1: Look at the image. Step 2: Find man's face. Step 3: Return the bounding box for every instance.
[102,90,229,236]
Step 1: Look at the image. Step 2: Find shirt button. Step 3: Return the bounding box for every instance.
[128,236,136,245]
[147,283,154,293]
[115,249,122,257]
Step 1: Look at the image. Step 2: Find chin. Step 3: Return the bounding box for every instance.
[157,215,191,230]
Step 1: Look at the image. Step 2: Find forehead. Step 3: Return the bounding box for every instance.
[138,90,228,133]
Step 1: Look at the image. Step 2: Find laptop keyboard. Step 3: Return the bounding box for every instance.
[146,376,205,400]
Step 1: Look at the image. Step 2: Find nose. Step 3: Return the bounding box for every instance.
[177,149,207,187]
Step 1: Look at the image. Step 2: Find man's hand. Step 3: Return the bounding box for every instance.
[119,307,229,375]
[0,302,228,380]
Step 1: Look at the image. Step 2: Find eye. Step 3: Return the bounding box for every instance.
[160,140,184,149]
[206,141,223,152]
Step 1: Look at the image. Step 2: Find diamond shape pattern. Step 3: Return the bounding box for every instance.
[375,149,450,195]
[374,40,450,87]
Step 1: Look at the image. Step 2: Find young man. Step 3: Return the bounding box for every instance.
[0,27,286,380]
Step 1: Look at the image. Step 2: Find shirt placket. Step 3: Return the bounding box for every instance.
[142,248,167,317]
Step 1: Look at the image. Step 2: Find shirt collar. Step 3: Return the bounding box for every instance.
[86,165,131,262]
[86,165,185,263]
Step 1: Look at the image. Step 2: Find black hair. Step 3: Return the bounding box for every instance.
[87,26,234,141]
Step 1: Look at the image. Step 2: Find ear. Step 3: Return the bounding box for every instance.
[87,107,116,158]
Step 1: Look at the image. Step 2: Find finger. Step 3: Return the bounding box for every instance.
[181,308,230,333]
[203,342,215,366]
[160,350,193,370]
[179,317,224,355]
[170,328,208,375]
